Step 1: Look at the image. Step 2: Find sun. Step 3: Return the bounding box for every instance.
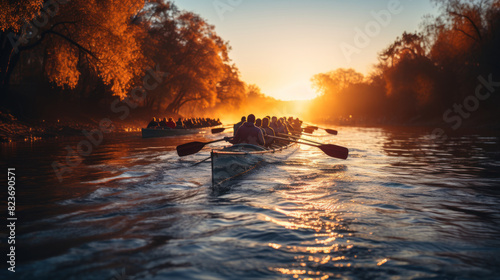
[272,79,318,101]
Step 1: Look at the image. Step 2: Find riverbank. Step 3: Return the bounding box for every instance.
[308,115,500,132]
[0,111,145,143]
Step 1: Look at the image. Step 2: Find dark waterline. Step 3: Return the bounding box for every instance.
[1,127,500,279]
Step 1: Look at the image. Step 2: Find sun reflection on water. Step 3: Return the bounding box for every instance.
[258,176,356,279]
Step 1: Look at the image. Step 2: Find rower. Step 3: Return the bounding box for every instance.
[176,118,184,128]
[270,116,279,133]
[277,118,289,134]
[166,117,176,129]
[147,117,160,128]
[234,116,246,137]
[284,117,295,134]
[232,114,265,146]
[261,117,275,147]
[293,117,302,132]
[159,117,168,128]
[255,118,266,133]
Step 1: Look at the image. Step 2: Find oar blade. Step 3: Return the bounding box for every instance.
[307,126,319,130]
[325,129,338,135]
[212,127,226,134]
[319,144,349,160]
[303,128,315,134]
[176,141,206,157]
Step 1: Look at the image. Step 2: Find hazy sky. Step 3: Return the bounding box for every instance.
[173,0,437,100]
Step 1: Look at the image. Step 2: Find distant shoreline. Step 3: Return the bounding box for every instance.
[2,116,499,144]
[0,112,143,143]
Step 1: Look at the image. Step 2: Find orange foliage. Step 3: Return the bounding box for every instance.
[311,68,363,96]
[140,2,241,114]
[46,42,80,88]
[0,0,43,32]
[306,0,500,125]
[1,0,148,97]
[45,0,147,97]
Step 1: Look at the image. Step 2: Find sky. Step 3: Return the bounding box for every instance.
[173,0,437,101]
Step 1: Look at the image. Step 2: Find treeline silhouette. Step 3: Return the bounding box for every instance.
[306,0,500,129]
[0,0,277,122]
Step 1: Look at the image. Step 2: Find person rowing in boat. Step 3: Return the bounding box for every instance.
[147,117,160,128]
[270,116,279,133]
[277,118,289,134]
[159,118,168,128]
[261,117,275,148]
[232,114,265,146]
[233,116,246,137]
[293,117,302,132]
[166,118,176,129]
[255,118,266,135]
[286,117,296,134]
[176,118,184,129]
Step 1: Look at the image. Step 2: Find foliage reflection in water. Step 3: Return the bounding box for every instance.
[1,127,499,279]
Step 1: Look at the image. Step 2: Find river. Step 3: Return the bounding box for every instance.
[1,126,500,280]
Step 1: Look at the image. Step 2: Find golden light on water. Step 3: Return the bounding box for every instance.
[259,177,356,279]
[269,267,334,280]
[377,258,389,266]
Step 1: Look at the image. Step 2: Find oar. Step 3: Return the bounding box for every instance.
[191,156,211,166]
[269,136,348,160]
[303,127,315,134]
[177,137,232,157]
[211,127,227,134]
[305,124,338,135]
[212,124,235,134]
[278,133,322,145]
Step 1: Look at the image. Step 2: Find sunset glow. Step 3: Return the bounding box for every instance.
[2,1,500,279]
[175,0,436,100]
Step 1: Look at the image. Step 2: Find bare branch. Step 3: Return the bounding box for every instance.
[449,11,483,41]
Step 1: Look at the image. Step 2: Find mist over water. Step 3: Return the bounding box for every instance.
[2,126,500,279]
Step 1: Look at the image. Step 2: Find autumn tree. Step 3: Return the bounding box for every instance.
[425,0,500,106]
[307,68,364,120]
[306,0,500,125]
[0,0,148,97]
[137,1,238,115]
[379,32,427,68]
[1,0,43,91]
[213,64,245,111]
[311,68,364,96]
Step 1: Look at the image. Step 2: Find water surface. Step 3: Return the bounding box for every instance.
[1,126,500,279]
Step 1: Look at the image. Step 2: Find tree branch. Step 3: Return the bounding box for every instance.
[454,27,478,41]
[46,30,98,59]
[449,11,482,41]
[16,21,97,62]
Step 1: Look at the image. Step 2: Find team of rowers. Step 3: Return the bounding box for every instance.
[230,114,302,148]
[147,117,222,129]
[146,114,302,148]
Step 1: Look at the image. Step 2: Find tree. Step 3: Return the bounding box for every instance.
[308,68,364,120]
[311,68,363,96]
[138,1,237,114]
[379,32,426,67]
[0,0,148,97]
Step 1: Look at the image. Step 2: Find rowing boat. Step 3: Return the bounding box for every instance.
[141,126,220,138]
[211,142,298,188]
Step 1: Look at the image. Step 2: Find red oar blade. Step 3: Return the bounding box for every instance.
[212,127,226,134]
[176,141,206,157]
[319,144,349,160]
[325,129,338,135]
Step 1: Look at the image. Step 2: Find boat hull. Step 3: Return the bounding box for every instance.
[211,143,297,188]
[141,127,213,138]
